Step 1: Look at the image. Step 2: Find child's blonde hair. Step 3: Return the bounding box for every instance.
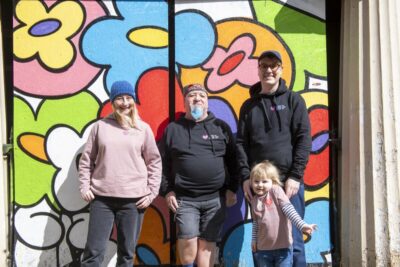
[250,160,282,186]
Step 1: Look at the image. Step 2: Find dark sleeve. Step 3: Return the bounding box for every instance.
[236,101,251,183]
[289,93,312,181]
[219,120,239,192]
[158,127,174,196]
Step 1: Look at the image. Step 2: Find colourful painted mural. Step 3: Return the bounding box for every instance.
[12,0,330,266]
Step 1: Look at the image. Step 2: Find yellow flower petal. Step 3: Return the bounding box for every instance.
[39,37,74,69]
[50,1,84,36]
[15,0,47,25]
[13,28,39,59]
[128,27,168,48]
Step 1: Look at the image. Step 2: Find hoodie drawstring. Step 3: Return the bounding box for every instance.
[260,98,273,132]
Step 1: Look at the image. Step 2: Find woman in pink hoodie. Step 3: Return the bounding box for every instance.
[79,80,162,266]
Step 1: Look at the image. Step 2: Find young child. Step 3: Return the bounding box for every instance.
[250,160,317,267]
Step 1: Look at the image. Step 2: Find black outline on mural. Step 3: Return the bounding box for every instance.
[126,25,169,49]
[13,195,66,251]
[12,0,86,73]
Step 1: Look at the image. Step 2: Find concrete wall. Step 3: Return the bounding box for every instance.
[10,0,330,266]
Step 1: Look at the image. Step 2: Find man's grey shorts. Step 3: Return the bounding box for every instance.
[175,196,226,242]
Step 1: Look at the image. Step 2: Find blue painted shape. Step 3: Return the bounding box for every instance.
[222,222,254,267]
[136,245,160,265]
[208,98,237,134]
[304,200,332,263]
[175,11,215,67]
[312,133,329,152]
[30,19,61,36]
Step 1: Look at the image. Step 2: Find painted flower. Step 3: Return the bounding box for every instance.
[14,122,118,266]
[203,35,259,92]
[82,1,215,96]
[14,198,117,266]
[13,0,106,97]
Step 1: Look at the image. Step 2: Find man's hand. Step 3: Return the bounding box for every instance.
[81,190,95,202]
[225,190,237,207]
[136,195,152,209]
[243,179,253,202]
[165,191,179,213]
[285,178,300,199]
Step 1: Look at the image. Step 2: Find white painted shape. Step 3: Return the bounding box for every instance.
[308,76,328,91]
[13,91,43,115]
[87,70,109,103]
[101,0,117,16]
[175,0,253,21]
[46,124,94,211]
[14,241,58,267]
[14,199,62,247]
[278,0,325,20]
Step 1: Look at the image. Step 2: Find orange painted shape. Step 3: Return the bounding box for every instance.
[18,133,48,162]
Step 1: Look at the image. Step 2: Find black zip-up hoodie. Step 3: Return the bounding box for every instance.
[236,80,311,183]
[160,112,238,201]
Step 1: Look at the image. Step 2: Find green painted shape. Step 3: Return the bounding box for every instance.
[252,1,327,91]
[13,92,99,207]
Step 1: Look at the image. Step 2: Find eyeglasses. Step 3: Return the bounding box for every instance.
[258,63,281,72]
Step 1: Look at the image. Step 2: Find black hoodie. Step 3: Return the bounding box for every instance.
[236,80,311,183]
[160,112,238,201]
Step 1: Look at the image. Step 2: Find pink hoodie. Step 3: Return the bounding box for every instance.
[79,116,161,201]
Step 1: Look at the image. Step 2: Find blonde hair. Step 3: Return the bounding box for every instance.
[112,98,139,128]
[250,160,282,186]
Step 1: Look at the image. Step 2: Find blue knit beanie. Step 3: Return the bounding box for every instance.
[110,81,135,102]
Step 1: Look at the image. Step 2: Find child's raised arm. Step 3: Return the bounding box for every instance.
[281,203,317,235]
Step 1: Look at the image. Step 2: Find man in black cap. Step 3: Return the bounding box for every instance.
[236,50,312,266]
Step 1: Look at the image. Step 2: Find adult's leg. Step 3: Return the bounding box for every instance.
[114,199,145,267]
[81,198,115,267]
[290,184,306,267]
[178,237,198,265]
[198,196,226,267]
[175,199,201,266]
[197,239,216,267]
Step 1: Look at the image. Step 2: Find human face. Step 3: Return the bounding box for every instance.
[113,94,134,115]
[184,90,208,121]
[258,57,282,87]
[251,176,273,196]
